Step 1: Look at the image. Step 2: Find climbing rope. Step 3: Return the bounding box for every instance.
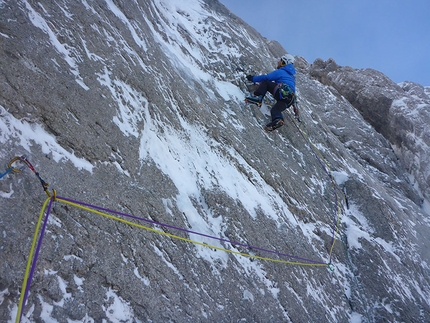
[16,197,54,323]
[15,193,327,322]
[284,110,377,322]
[284,110,347,266]
[56,196,327,266]
[8,121,346,321]
[7,154,334,322]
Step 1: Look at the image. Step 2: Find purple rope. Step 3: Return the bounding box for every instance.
[19,197,54,323]
[57,196,326,265]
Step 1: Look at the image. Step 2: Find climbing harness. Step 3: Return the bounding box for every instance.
[274,82,294,100]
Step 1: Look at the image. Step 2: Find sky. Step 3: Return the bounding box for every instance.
[219,0,430,86]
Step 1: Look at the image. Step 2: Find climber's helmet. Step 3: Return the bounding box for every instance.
[278,54,295,68]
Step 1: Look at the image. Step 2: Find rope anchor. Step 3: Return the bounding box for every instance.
[1,156,53,197]
[0,156,24,179]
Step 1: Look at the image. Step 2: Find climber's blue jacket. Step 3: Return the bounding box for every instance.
[252,64,296,92]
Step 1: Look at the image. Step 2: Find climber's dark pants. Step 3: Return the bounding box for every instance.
[254,80,295,121]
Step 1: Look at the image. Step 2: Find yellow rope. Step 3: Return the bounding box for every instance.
[289,115,346,265]
[57,198,327,267]
[13,114,352,322]
[16,197,51,323]
[328,199,343,259]
[14,130,344,319]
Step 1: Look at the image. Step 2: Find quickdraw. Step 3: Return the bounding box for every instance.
[1,156,53,197]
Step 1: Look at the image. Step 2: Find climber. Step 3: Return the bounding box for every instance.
[245,54,298,131]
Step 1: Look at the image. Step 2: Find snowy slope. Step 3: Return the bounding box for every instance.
[0,0,429,322]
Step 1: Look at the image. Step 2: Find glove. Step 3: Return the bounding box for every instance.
[246,75,254,82]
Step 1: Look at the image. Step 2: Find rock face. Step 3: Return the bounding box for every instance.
[310,58,430,202]
[0,1,429,322]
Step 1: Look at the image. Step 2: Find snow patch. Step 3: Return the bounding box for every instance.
[331,170,349,186]
[103,288,141,323]
[73,275,85,292]
[23,0,88,89]
[0,106,93,173]
[343,205,373,249]
[133,267,150,286]
[96,67,148,138]
[242,289,254,302]
[104,0,147,51]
